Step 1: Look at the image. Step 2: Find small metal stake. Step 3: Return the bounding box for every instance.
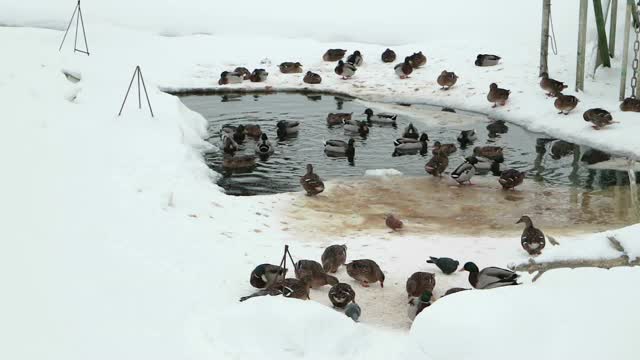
[118,66,154,117]
[59,0,90,55]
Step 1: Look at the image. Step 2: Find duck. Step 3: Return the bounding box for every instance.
[326,112,352,126]
[280,277,311,300]
[395,57,413,79]
[443,287,470,297]
[487,120,509,137]
[554,93,579,115]
[437,70,458,90]
[402,123,419,139]
[460,262,519,289]
[550,140,576,159]
[321,244,347,273]
[516,215,546,255]
[473,146,504,162]
[221,133,239,154]
[450,156,478,185]
[393,133,429,154]
[222,154,256,169]
[323,49,347,62]
[487,83,510,107]
[346,259,385,287]
[344,303,361,322]
[620,97,640,112]
[244,124,262,138]
[328,283,356,308]
[583,108,614,129]
[276,120,300,139]
[426,256,459,274]
[437,142,458,156]
[385,213,403,231]
[497,169,524,190]
[335,60,357,79]
[234,67,251,80]
[408,291,432,321]
[457,130,477,148]
[409,51,427,68]
[324,138,355,161]
[363,108,398,125]
[539,72,567,97]
[295,260,339,288]
[300,164,325,196]
[249,263,287,289]
[218,71,243,85]
[249,69,269,82]
[381,48,397,63]
[222,124,246,144]
[406,272,436,298]
[346,50,363,67]
[343,120,370,137]
[279,62,303,74]
[303,71,322,84]
[472,156,503,176]
[255,133,275,156]
[475,54,501,66]
[425,144,449,176]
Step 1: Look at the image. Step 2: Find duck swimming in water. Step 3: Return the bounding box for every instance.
[254,133,274,156]
[402,123,419,139]
[324,139,355,162]
[394,133,429,155]
[457,130,477,148]
[363,108,397,125]
[276,120,300,139]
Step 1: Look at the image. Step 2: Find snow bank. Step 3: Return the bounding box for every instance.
[364,169,403,177]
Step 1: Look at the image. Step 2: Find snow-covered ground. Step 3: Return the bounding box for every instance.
[1,1,639,359]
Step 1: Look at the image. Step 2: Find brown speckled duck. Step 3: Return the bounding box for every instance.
[244,124,262,138]
[473,146,504,162]
[406,272,436,298]
[437,141,458,156]
[281,278,311,300]
[234,67,251,80]
[381,48,396,63]
[323,49,347,62]
[487,83,510,107]
[303,71,322,84]
[425,148,449,176]
[300,164,325,196]
[295,260,339,288]
[554,93,579,115]
[335,60,357,79]
[395,57,413,79]
[250,264,287,289]
[517,215,546,255]
[279,62,303,74]
[385,214,403,231]
[583,108,614,129]
[539,72,567,97]
[437,71,458,90]
[321,244,347,273]
[409,51,427,68]
[249,69,269,82]
[620,97,640,112]
[328,283,356,308]
[499,169,525,190]
[326,112,352,126]
[346,50,363,67]
[218,71,243,85]
[222,154,256,169]
[346,259,385,287]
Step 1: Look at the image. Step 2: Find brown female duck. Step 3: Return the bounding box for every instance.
[406,272,436,298]
[222,154,256,169]
[346,259,385,287]
[425,150,449,176]
[300,164,325,196]
[437,70,458,90]
[281,277,311,300]
[321,244,347,273]
[303,71,322,84]
[328,283,356,308]
[279,62,303,74]
[244,124,262,138]
[473,146,504,162]
[323,49,347,62]
[409,51,427,68]
[620,97,640,112]
[381,48,396,63]
[326,112,352,126]
[499,169,525,190]
[250,263,286,289]
[539,72,567,97]
[487,83,510,107]
[583,108,614,129]
[554,93,579,114]
[395,57,413,79]
[234,67,251,80]
[249,69,269,82]
[295,260,339,288]
[516,215,546,255]
[385,214,403,231]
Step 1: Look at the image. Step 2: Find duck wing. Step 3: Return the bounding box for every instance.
[476,267,519,289]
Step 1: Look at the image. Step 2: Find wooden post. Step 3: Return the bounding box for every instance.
[576,0,589,91]
[620,3,632,100]
[610,0,618,56]
[594,0,612,67]
[540,0,551,76]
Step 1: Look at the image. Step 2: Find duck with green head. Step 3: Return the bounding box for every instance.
[460,262,519,289]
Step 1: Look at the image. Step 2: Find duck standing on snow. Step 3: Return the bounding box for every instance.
[583,108,614,129]
[234,67,251,80]
[394,133,429,155]
[300,164,325,196]
[326,112,352,126]
[323,49,347,62]
[395,57,413,79]
[460,262,519,289]
[255,133,275,156]
[385,213,403,231]
[321,244,347,273]
[381,48,396,63]
[276,120,300,139]
[426,256,459,274]
[363,108,398,125]
[437,70,458,90]
[324,139,356,162]
[457,130,477,148]
[346,259,385,287]
[249,69,269,82]
[620,97,640,112]
[295,260,339,288]
[402,123,419,139]
[475,54,501,66]
[344,120,370,137]
[498,169,525,190]
[218,71,243,85]
[539,72,567,97]
[487,83,511,107]
[346,50,363,67]
[473,146,504,163]
[335,60,357,79]
[279,62,303,73]
[303,71,322,84]
[406,272,436,298]
[554,93,579,115]
[516,215,546,255]
[425,142,449,176]
[450,156,478,185]
[280,277,311,300]
[409,51,427,68]
[328,283,356,308]
[250,263,287,289]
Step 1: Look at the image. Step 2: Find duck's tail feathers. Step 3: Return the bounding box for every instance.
[426,256,438,264]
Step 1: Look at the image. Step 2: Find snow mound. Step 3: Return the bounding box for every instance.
[364,169,403,177]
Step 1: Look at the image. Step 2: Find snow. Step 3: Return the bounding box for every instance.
[364,168,403,177]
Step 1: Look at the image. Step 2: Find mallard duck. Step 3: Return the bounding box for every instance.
[249,69,269,82]
[457,130,477,148]
[221,124,246,144]
[234,67,251,80]
[516,215,546,255]
[487,83,510,107]
[276,120,300,139]
[218,71,243,85]
[473,146,504,162]
[443,287,470,297]
[472,156,503,176]
[385,213,403,231]
[583,108,614,129]
[451,156,478,185]
[437,70,458,90]
[395,57,413,79]
[250,263,287,289]
[497,169,524,190]
[409,51,427,68]
[300,164,325,196]
[345,303,361,322]
[381,48,396,63]
[554,93,579,115]
[244,124,262,138]
[363,108,397,125]
[295,260,339,288]
[539,72,567,97]
[346,259,385,287]
[335,60,357,79]
[255,133,275,156]
[303,71,322,84]
[581,148,611,165]
[344,120,370,136]
[426,256,459,274]
[402,123,419,139]
[475,54,501,66]
[279,62,303,74]
[328,283,356,308]
[221,134,239,154]
[281,277,311,299]
[425,143,449,176]
[323,49,347,62]
[406,272,436,298]
[408,291,432,321]
[620,97,640,112]
[324,138,355,161]
[460,262,519,289]
[394,133,429,154]
[550,140,575,159]
[222,154,256,169]
[321,244,347,273]
[326,112,352,126]
[486,120,509,135]
[346,50,363,67]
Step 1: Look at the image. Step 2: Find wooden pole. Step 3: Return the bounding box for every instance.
[540,0,551,76]
[594,0,612,67]
[610,0,618,56]
[620,3,632,100]
[576,0,589,91]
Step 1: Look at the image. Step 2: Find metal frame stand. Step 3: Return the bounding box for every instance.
[278,245,297,275]
[118,66,154,117]
[59,0,90,55]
